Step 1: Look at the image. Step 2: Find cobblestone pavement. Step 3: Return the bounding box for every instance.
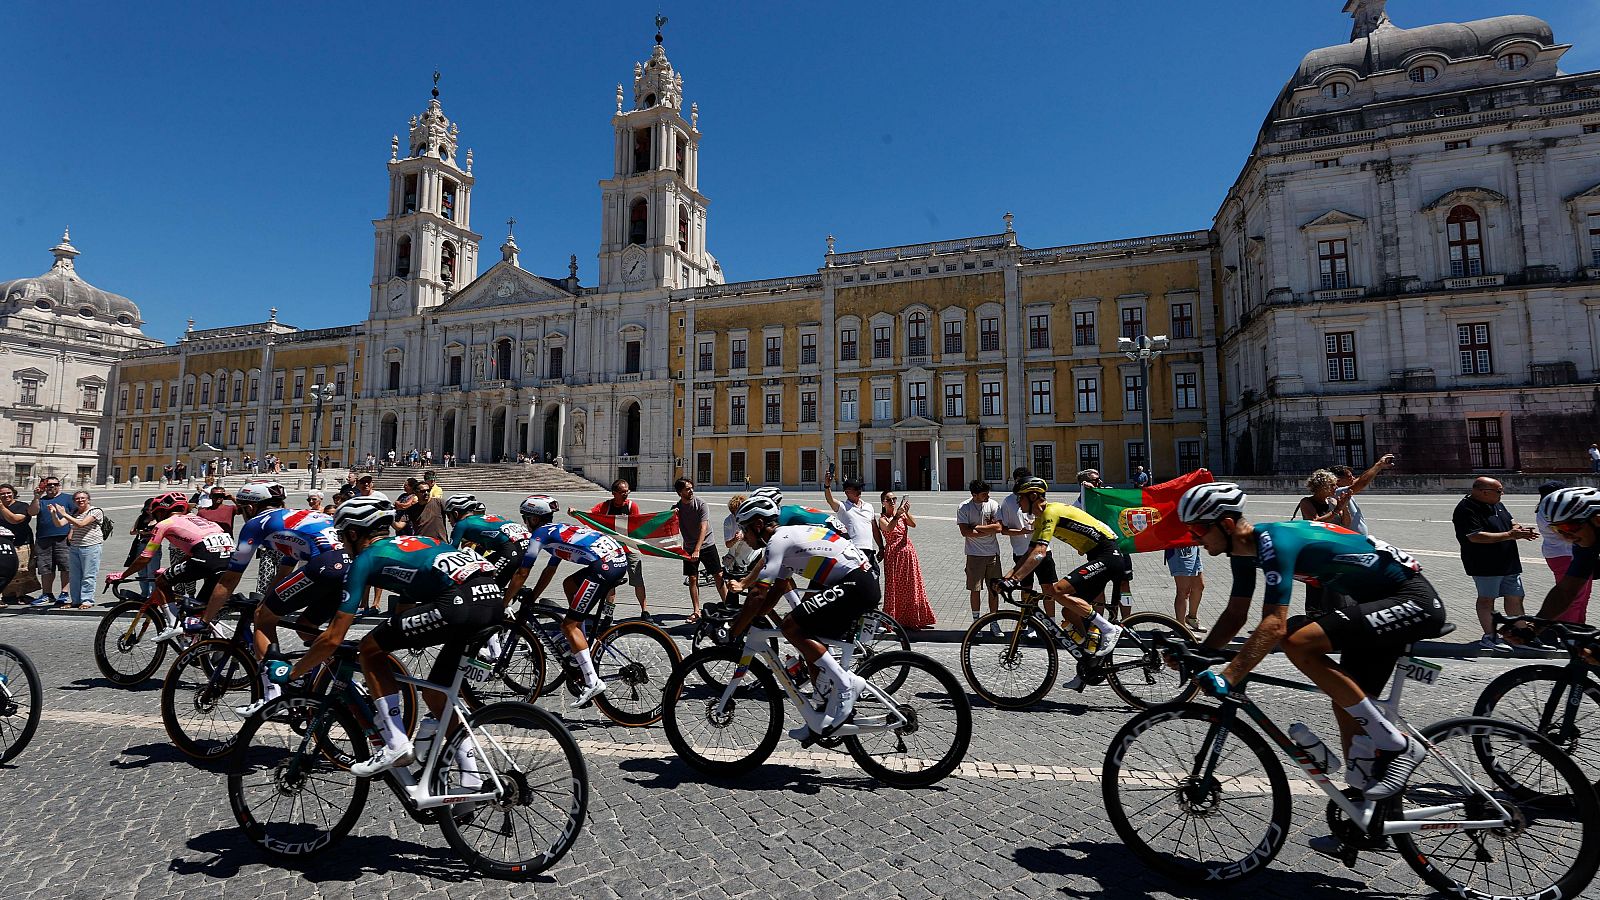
[1,610,1594,898]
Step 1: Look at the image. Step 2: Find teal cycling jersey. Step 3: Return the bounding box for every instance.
[339,535,498,615]
[1254,520,1422,608]
[449,513,532,558]
[779,505,847,537]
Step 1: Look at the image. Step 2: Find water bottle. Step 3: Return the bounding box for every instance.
[414,716,440,763]
[783,654,808,686]
[1288,723,1342,774]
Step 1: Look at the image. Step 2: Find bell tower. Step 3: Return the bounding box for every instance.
[598,23,718,293]
[371,73,482,319]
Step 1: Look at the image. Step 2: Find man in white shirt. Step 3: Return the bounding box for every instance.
[824,473,879,575]
[1589,443,1600,475]
[998,467,1056,621]
[957,479,1003,632]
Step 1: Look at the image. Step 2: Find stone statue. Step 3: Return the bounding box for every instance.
[472,351,485,378]
[524,346,538,373]
[572,416,586,447]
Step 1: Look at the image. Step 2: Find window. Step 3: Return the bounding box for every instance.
[801,333,817,365]
[87,385,103,410]
[697,341,713,372]
[765,335,781,368]
[633,128,652,174]
[200,381,211,405]
[269,420,279,444]
[696,396,712,428]
[979,317,1000,352]
[1174,372,1199,409]
[1074,311,1096,347]
[872,325,891,360]
[840,448,860,482]
[839,388,858,423]
[730,339,746,369]
[1177,439,1202,473]
[801,450,817,484]
[1496,52,1528,71]
[982,445,1004,483]
[290,419,301,443]
[839,328,857,361]
[943,383,964,418]
[334,372,346,396]
[495,340,513,378]
[547,347,564,379]
[1444,139,1470,151]
[1321,81,1349,99]
[943,320,962,355]
[293,375,304,400]
[675,135,686,175]
[1121,307,1145,339]
[1028,313,1050,350]
[730,451,746,485]
[131,425,141,451]
[801,391,817,423]
[872,386,892,422]
[908,382,928,419]
[1127,441,1147,476]
[981,381,1001,416]
[1078,442,1102,474]
[1325,331,1358,381]
[395,235,412,277]
[628,198,648,245]
[1458,322,1493,374]
[243,422,252,445]
[1468,417,1506,468]
[1124,374,1143,412]
[1032,444,1055,482]
[678,205,689,252]
[1446,206,1484,277]
[19,379,38,406]
[764,451,781,484]
[180,422,190,447]
[1076,376,1100,413]
[272,375,284,400]
[385,362,399,391]
[625,340,642,374]
[229,421,239,445]
[765,392,782,425]
[448,355,463,386]
[231,378,242,403]
[1408,65,1438,82]
[695,452,712,486]
[1030,378,1053,416]
[1317,239,1349,289]
[165,425,175,449]
[332,417,343,441]
[249,377,260,401]
[79,427,94,451]
[907,313,927,357]
[169,385,179,407]
[1588,213,1600,267]
[1332,421,1366,468]
[730,394,746,426]
[198,423,208,445]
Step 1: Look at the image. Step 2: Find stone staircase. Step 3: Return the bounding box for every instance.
[366,463,603,495]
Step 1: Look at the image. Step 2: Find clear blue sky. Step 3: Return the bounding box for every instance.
[4,1,1596,342]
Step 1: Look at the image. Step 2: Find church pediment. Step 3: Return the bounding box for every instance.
[1568,181,1600,202]
[12,367,49,382]
[1421,186,1508,212]
[438,261,573,312]
[891,415,942,430]
[1300,209,1366,230]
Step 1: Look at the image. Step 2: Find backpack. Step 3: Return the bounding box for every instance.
[95,507,114,541]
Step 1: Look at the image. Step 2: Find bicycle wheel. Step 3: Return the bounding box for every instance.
[0,645,42,766]
[94,599,168,686]
[663,646,783,777]
[463,620,549,708]
[589,620,680,727]
[433,701,589,879]
[310,653,421,739]
[1104,613,1199,709]
[520,606,570,697]
[845,651,971,788]
[228,696,369,860]
[1394,716,1600,900]
[161,639,261,760]
[854,611,913,694]
[958,610,1058,708]
[1101,703,1291,884]
[1474,665,1600,791]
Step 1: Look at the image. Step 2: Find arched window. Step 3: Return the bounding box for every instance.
[1321,81,1349,99]
[1446,205,1484,277]
[495,339,513,379]
[402,174,418,214]
[1497,52,1529,71]
[633,128,652,174]
[441,178,458,221]
[675,132,686,175]
[395,235,412,278]
[629,199,649,246]
[440,242,457,286]
[621,402,641,456]
[907,312,928,357]
[678,204,690,252]
[1408,65,1438,83]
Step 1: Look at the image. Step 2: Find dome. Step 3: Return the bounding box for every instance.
[0,230,145,326]
[1294,14,1556,87]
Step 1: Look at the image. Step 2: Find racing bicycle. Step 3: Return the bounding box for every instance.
[0,641,41,765]
[95,575,212,687]
[1475,613,1600,792]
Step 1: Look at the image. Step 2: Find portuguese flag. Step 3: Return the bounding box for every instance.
[570,508,686,560]
[1081,469,1215,553]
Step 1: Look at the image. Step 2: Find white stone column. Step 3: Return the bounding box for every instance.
[555,402,568,463]
[930,437,942,492]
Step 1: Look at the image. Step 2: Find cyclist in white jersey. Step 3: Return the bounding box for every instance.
[727,496,881,738]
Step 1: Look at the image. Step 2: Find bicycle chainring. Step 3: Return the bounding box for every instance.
[1326,789,1390,851]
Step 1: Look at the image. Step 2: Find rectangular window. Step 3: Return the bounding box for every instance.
[1030,378,1053,415]
[232,378,242,403]
[943,320,962,355]
[730,451,746,485]
[1028,313,1050,350]
[198,423,208,445]
[1317,239,1349,289]
[293,375,304,400]
[290,419,301,443]
[268,420,279,444]
[979,317,1000,352]
[696,396,712,428]
[765,392,782,425]
[730,394,747,426]
[272,376,284,400]
[1121,307,1145,339]
[982,445,1004,483]
[1325,331,1358,381]
[1332,421,1367,468]
[872,325,891,360]
[182,423,191,447]
[1174,372,1199,410]
[1032,444,1055,482]
[801,449,818,484]
[839,388,858,423]
[697,341,713,372]
[765,335,782,368]
[907,318,927,357]
[1177,439,1202,473]
[249,378,259,402]
[165,425,175,449]
[872,386,893,422]
[1076,376,1100,413]
[80,426,95,451]
[625,340,642,374]
[1127,441,1147,475]
[1458,322,1493,374]
[943,383,964,418]
[1170,302,1194,339]
[980,381,1001,416]
[547,347,564,379]
[229,421,239,445]
[334,371,346,396]
[1467,416,1506,468]
[186,382,198,406]
[907,382,928,419]
[695,452,712,486]
[169,385,179,408]
[1074,311,1096,347]
[801,333,817,365]
[764,451,781,484]
[1078,442,1102,474]
[130,425,141,451]
[839,329,857,362]
[840,448,860,483]
[1588,213,1600,267]
[800,391,817,423]
[243,422,253,445]
[448,355,463,386]
[200,382,211,405]
[115,387,127,411]
[731,339,747,369]
[331,416,343,442]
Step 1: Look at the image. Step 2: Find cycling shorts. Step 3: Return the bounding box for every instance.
[1312,573,1448,696]
[263,549,352,629]
[464,537,530,590]
[0,544,16,596]
[367,574,504,685]
[160,546,232,603]
[1061,546,1130,602]
[564,558,629,622]
[1013,551,1058,591]
[792,568,881,642]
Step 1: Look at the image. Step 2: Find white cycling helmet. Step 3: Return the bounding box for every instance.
[444,494,485,518]
[334,496,396,531]
[520,494,559,518]
[1177,482,1248,524]
[735,495,781,525]
[750,486,783,505]
[1539,486,1600,525]
[235,481,285,506]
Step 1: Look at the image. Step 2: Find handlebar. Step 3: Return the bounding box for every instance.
[1149,631,1239,680]
[1495,612,1599,653]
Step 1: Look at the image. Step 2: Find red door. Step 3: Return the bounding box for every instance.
[905,441,931,490]
[946,456,964,492]
[874,458,893,491]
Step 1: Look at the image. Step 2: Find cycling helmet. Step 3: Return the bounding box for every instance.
[735,495,781,525]
[520,494,559,518]
[1017,477,1048,496]
[334,496,396,532]
[1538,486,1600,526]
[235,481,286,506]
[444,494,485,518]
[751,486,784,505]
[1177,482,1249,524]
[149,491,189,518]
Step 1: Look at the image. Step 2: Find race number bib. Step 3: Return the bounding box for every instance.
[1371,537,1421,573]
[432,550,492,584]
[201,533,236,555]
[500,523,531,542]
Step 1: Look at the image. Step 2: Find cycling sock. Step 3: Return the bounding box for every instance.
[1088,613,1115,633]
[481,634,503,659]
[812,650,849,686]
[574,647,601,688]
[1343,698,1406,751]
[374,693,408,748]
[455,741,482,790]
[971,609,980,620]
[164,602,181,623]
[258,668,282,702]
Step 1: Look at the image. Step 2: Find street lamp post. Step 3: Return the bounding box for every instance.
[1118,333,1170,482]
[307,382,336,491]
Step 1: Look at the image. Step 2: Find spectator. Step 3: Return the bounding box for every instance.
[410,484,449,542]
[1590,443,1600,474]
[1073,468,1134,622]
[126,499,161,600]
[1165,544,1206,632]
[422,470,443,500]
[394,478,423,533]
[196,486,239,536]
[878,491,935,628]
[0,484,37,605]
[956,479,1003,631]
[823,470,880,575]
[1133,465,1151,488]
[1538,480,1592,625]
[721,493,763,586]
[590,479,650,619]
[1297,469,1349,616]
[305,489,325,510]
[356,475,376,496]
[999,466,1055,624]
[1453,476,1540,652]
[673,476,725,622]
[27,476,74,607]
[51,490,104,609]
[1330,453,1396,536]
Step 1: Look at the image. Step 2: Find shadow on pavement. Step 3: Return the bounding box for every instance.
[1014,840,1405,899]
[617,754,914,796]
[61,675,162,693]
[175,825,518,886]
[112,741,230,772]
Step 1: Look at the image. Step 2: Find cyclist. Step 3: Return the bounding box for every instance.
[502,494,629,709]
[445,494,531,589]
[265,496,502,777]
[1176,481,1445,806]
[106,491,236,643]
[217,481,351,716]
[997,478,1127,660]
[1524,486,1600,627]
[727,495,879,739]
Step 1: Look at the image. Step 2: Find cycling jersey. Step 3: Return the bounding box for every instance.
[1029,502,1118,556]
[754,525,871,589]
[228,508,343,572]
[451,513,532,560]
[522,523,628,570]
[1254,521,1421,609]
[340,535,499,616]
[779,505,847,537]
[142,513,235,560]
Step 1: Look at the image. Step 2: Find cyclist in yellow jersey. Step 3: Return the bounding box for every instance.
[999,478,1130,657]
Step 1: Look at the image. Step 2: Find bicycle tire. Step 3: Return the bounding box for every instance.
[958,610,1058,708]
[1474,664,1600,791]
[0,644,42,766]
[161,639,261,760]
[521,606,570,697]
[433,701,589,879]
[663,645,783,778]
[309,652,421,738]
[1104,613,1199,709]
[1395,716,1600,900]
[1101,703,1291,884]
[93,599,168,686]
[463,619,549,708]
[858,611,913,694]
[590,620,681,727]
[228,696,369,860]
[844,650,971,788]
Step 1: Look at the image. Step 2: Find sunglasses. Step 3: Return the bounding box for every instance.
[1553,521,1587,539]
[1186,522,1216,541]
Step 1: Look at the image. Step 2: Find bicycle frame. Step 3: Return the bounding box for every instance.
[719,624,909,738]
[999,589,1159,681]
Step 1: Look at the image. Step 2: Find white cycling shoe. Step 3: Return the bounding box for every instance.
[351,740,415,777]
[234,697,273,719]
[1087,622,1123,657]
[570,680,608,709]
